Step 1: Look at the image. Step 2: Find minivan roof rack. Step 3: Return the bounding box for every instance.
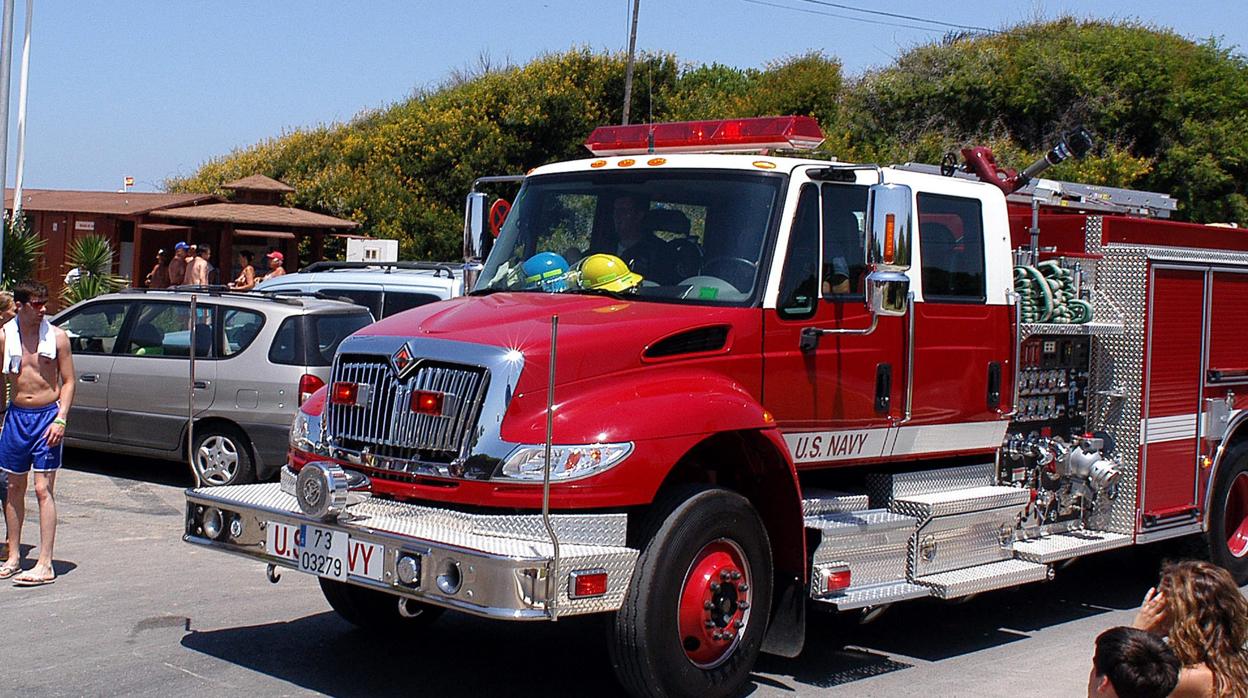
[298,260,459,277]
[120,286,304,306]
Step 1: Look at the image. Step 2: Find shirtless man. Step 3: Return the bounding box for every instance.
[0,280,74,586]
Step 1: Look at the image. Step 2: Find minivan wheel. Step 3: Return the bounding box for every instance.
[192,425,255,486]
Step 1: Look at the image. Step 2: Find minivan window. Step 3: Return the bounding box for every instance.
[58,301,129,354]
[268,312,372,367]
[221,308,265,357]
[382,292,440,317]
[128,302,215,358]
[318,288,382,318]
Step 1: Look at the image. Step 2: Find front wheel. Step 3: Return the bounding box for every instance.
[1205,441,1248,584]
[608,487,773,698]
[319,578,444,632]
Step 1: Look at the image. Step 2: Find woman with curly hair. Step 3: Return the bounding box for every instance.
[1134,559,1248,697]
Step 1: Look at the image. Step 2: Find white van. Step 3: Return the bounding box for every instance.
[256,261,464,318]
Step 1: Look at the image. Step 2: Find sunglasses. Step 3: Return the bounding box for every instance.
[24,300,46,310]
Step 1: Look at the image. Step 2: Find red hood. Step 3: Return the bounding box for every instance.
[359,293,753,393]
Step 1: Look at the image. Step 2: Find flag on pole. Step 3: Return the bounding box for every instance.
[124,176,134,187]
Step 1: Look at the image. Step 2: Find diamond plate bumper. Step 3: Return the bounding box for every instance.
[184,480,638,620]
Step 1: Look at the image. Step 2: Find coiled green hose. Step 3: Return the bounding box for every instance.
[1014,260,1092,324]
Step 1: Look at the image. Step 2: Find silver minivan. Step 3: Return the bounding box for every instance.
[53,288,373,485]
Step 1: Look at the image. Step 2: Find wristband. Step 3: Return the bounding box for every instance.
[53,418,67,427]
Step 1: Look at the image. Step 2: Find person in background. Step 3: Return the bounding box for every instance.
[200,245,218,285]
[1133,559,1248,697]
[183,244,210,286]
[167,241,189,287]
[145,249,170,289]
[1088,626,1179,698]
[0,280,74,587]
[228,250,257,291]
[260,250,286,281]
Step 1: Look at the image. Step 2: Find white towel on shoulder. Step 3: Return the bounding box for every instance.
[3,317,56,374]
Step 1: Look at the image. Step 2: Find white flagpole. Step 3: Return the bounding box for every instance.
[12,0,31,217]
[0,0,15,281]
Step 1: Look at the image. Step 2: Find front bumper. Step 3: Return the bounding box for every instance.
[183,470,638,620]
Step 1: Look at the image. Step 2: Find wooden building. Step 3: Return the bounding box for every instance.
[6,175,361,304]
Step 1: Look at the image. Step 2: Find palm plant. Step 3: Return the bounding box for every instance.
[61,234,127,305]
[2,215,45,288]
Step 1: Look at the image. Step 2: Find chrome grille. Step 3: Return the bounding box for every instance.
[328,355,489,461]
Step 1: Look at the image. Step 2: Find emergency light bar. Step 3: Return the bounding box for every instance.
[584,115,824,156]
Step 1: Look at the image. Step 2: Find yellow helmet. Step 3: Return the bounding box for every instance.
[579,253,643,292]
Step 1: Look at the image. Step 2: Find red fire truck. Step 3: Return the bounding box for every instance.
[184,116,1248,697]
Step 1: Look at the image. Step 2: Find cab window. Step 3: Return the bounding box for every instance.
[917,193,985,302]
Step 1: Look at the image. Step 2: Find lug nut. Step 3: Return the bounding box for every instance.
[704,601,713,610]
[738,601,750,610]
[705,620,716,628]
[730,570,741,580]
[723,632,735,641]
[738,583,749,592]
[720,569,731,580]
[712,632,723,641]
[710,583,721,593]
[734,619,744,629]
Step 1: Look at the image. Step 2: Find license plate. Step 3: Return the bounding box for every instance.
[266,521,385,582]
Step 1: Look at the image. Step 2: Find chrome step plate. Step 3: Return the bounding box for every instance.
[914,559,1051,599]
[822,581,932,611]
[801,489,870,516]
[1013,530,1132,564]
[892,485,1030,519]
[867,463,995,506]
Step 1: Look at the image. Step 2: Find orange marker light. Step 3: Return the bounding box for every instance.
[883,213,896,264]
[647,157,666,166]
[753,160,777,170]
[590,159,607,168]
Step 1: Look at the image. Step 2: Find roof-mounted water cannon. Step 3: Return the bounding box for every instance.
[584,116,824,156]
[961,126,1094,195]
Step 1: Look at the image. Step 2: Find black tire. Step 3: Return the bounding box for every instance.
[319,578,444,631]
[1203,441,1248,584]
[191,424,255,486]
[608,486,773,698]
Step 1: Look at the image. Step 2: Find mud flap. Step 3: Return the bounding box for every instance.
[760,573,805,657]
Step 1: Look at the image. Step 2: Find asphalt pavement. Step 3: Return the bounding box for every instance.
[0,449,1223,697]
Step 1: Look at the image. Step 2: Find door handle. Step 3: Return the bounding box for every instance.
[193,380,210,389]
[79,374,99,383]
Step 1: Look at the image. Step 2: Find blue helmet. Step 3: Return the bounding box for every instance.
[520,252,570,292]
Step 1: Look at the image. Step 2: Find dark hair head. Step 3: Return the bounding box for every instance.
[198,244,212,256]
[1093,626,1179,698]
[12,279,48,304]
[238,250,253,262]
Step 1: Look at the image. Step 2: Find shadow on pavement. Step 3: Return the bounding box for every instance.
[61,447,194,489]
[182,610,628,698]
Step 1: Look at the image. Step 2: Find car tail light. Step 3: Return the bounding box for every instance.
[568,569,608,598]
[584,116,824,156]
[410,390,444,416]
[299,375,324,406]
[331,381,358,405]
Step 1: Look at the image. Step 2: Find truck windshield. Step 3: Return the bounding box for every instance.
[477,170,784,304]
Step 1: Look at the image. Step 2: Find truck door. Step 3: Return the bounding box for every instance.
[903,192,1013,456]
[763,175,904,465]
[1140,265,1205,525]
[1203,269,1248,510]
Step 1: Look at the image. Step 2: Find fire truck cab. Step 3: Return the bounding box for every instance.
[184,116,1248,698]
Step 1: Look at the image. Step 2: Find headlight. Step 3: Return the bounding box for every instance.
[497,443,633,481]
[290,408,323,452]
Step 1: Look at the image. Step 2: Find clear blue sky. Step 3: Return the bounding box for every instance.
[5,0,1245,192]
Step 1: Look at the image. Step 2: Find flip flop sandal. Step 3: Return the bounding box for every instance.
[0,564,21,580]
[12,574,55,587]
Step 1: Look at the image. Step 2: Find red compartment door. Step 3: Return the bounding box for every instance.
[1141,266,1205,521]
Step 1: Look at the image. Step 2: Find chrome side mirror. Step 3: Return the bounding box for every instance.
[866,270,910,317]
[463,192,490,262]
[866,183,913,272]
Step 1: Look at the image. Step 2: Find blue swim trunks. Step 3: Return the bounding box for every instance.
[0,402,62,475]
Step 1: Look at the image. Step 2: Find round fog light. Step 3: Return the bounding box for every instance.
[396,555,421,586]
[436,559,462,595]
[202,507,224,540]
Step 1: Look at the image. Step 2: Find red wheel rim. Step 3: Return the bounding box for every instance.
[1226,472,1248,558]
[677,538,752,669]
